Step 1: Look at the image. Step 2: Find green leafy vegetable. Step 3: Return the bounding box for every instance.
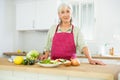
[26,50,39,60]
[39,59,58,64]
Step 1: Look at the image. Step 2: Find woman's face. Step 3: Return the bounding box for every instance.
[58,6,72,24]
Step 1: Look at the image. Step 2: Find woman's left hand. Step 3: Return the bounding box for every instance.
[89,59,106,65]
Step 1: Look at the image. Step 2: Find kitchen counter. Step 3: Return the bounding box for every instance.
[3,52,120,60]
[0,58,120,80]
[78,55,120,60]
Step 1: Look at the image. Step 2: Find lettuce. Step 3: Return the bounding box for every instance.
[26,50,39,60]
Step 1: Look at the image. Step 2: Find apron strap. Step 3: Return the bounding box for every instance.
[55,24,59,33]
[55,24,74,33]
[71,24,74,33]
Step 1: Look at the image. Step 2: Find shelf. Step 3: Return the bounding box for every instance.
[3,52,26,56]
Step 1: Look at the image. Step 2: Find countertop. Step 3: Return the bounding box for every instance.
[0,58,120,80]
[78,55,120,60]
[3,52,120,60]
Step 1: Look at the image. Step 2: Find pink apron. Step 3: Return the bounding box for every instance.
[51,24,76,60]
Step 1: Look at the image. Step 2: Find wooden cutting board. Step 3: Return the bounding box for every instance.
[3,52,26,56]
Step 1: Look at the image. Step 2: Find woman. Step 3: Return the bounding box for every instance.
[40,3,105,65]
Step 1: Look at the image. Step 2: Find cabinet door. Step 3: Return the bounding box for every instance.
[35,0,57,30]
[38,74,68,80]
[69,76,106,80]
[16,0,35,30]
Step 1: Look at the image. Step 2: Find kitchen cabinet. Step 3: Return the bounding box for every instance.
[35,0,57,30]
[16,0,57,31]
[38,74,68,80]
[0,70,111,80]
[0,70,68,80]
[69,76,106,80]
[16,0,35,30]
[119,73,120,80]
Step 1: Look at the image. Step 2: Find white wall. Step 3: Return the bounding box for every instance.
[0,0,120,57]
[95,0,120,42]
[0,0,15,57]
[93,0,120,55]
[16,0,120,56]
[17,31,47,53]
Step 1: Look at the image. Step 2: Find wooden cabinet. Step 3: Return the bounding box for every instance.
[16,0,57,31]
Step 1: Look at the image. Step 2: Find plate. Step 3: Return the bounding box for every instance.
[37,63,60,68]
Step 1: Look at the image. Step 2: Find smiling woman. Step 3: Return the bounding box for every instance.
[39,2,105,65]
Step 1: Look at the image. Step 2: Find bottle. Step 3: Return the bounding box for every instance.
[109,47,114,56]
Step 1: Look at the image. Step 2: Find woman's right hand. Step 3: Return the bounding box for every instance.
[39,54,48,60]
[38,51,49,60]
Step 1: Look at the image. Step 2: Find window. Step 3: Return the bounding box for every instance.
[71,0,94,40]
[58,0,95,40]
